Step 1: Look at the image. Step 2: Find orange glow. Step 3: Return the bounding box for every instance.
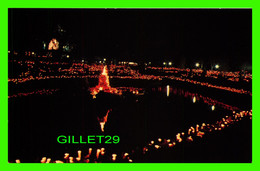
[154,145,160,149]
[197,131,205,138]
[97,109,111,132]
[90,65,118,97]
[76,150,81,161]
[112,154,117,161]
[41,157,47,163]
[88,148,92,155]
[48,38,59,50]
[187,136,193,142]
[96,149,101,159]
[176,133,182,143]
[69,157,74,163]
[168,143,173,147]
[64,153,69,159]
[55,160,64,163]
[46,158,51,163]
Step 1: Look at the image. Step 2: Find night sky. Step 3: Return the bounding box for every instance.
[8,8,252,66]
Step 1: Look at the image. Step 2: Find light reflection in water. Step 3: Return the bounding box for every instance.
[166,85,170,97]
[211,105,215,111]
[193,96,196,103]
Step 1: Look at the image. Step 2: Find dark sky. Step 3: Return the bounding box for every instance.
[8,8,252,64]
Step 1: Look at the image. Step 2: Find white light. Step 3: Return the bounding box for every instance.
[163,62,166,65]
[104,58,106,61]
[211,105,215,111]
[215,64,219,69]
[193,96,196,103]
[195,63,200,67]
[169,62,172,66]
[66,55,69,58]
[167,85,170,97]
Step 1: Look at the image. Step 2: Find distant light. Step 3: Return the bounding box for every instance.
[8,51,10,53]
[82,60,84,62]
[215,64,219,69]
[169,62,172,66]
[149,62,151,64]
[195,63,200,67]
[66,55,69,58]
[129,62,137,65]
[163,62,166,65]
[193,96,196,103]
[48,38,59,50]
[32,52,35,55]
[99,61,102,63]
[104,58,106,61]
[211,105,215,111]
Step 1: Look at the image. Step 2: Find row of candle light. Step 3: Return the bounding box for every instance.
[9,61,251,95]
[11,84,251,163]
[14,147,133,163]
[9,60,251,84]
[12,109,251,163]
[8,74,252,97]
[146,66,252,82]
[140,83,251,157]
[144,109,252,155]
[8,89,59,98]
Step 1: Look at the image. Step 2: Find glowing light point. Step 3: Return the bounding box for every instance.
[193,96,196,103]
[112,154,117,161]
[41,157,47,163]
[48,38,59,50]
[166,85,170,97]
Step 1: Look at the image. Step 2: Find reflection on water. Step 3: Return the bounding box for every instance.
[8,81,251,163]
[153,85,241,112]
[193,96,196,103]
[166,85,170,97]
